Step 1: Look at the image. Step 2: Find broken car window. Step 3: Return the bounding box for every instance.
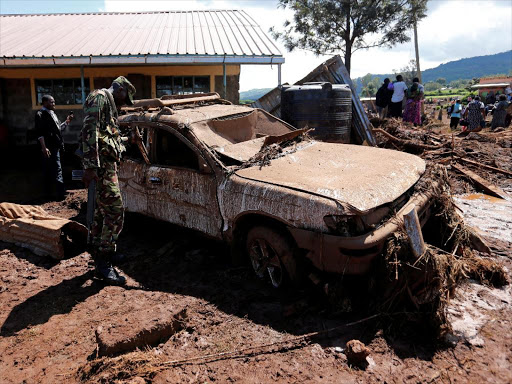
[155,130,200,171]
[124,126,150,163]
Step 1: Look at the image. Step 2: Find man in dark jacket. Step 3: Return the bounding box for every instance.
[375,78,392,119]
[34,95,73,200]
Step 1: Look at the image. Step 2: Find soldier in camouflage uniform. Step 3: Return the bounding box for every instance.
[81,76,136,285]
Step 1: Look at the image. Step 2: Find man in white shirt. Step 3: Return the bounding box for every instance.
[389,75,408,118]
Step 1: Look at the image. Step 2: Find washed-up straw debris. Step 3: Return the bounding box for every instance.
[375,165,507,336]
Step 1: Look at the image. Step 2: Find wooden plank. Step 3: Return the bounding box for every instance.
[132,125,150,165]
[372,128,442,150]
[451,164,510,200]
[456,157,512,177]
[403,205,426,259]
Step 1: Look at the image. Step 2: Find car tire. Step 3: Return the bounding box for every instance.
[245,226,299,289]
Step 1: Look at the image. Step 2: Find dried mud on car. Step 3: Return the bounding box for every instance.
[1,188,511,383]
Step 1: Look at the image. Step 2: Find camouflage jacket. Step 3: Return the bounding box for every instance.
[81,89,126,169]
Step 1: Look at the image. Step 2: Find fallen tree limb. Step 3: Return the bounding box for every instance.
[372,128,444,151]
[451,164,510,200]
[456,157,512,177]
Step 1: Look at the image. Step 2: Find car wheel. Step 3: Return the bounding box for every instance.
[246,226,298,289]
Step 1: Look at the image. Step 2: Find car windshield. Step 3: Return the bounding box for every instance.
[188,108,306,166]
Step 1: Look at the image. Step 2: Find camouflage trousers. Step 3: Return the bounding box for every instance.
[91,161,124,256]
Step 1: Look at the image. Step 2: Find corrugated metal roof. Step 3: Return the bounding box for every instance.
[0,10,283,65]
[471,83,509,88]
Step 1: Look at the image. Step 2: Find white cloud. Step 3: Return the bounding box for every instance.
[102,0,512,90]
[351,0,512,78]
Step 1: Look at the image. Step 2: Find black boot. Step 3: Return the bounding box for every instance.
[94,257,126,286]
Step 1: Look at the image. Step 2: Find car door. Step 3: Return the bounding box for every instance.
[119,125,151,214]
[145,126,223,239]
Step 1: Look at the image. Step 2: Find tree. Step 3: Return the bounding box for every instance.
[361,73,381,97]
[436,77,446,86]
[393,59,418,86]
[424,81,442,92]
[270,0,428,74]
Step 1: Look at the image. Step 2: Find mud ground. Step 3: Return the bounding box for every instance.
[1,123,512,383]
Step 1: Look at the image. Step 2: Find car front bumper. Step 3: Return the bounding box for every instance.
[288,190,434,275]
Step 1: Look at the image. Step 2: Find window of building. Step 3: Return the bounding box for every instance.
[155,129,199,171]
[36,78,90,105]
[156,76,210,98]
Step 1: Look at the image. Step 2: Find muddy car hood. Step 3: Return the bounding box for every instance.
[234,142,425,213]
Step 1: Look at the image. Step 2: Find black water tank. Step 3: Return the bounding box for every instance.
[281,82,352,143]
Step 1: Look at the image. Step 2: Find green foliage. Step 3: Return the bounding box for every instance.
[271,0,428,73]
[393,59,418,86]
[360,73,381,97]
[424,81,443,92]
[422,51,511,82]
[448,79,472,89]
[436,77,446,85]
[357,51,512,91]
[423,87,475,104]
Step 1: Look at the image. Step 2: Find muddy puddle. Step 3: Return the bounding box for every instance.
[453,193,512,243]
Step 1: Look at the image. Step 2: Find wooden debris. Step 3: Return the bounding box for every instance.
[372,128,443,151]
[403,205,426,258]
[134,126,150,165]
[451,164,510,200]
[456,157,512,177]
[467,227,492,254]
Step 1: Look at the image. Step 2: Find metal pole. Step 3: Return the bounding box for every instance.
[223,63,227,99]
[278,63,282,88]
[80,65,86,103]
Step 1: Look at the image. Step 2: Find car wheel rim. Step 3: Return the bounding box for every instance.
[249,238,283,288]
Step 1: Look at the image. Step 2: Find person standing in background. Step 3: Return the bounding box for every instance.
[403,82,421,126]
[389,75,408,118]
[450,99,463,130]
[485,91,496,106]
[34,95,73,201]
[491,94,509,129]
[413,77,424,95]
[375,78,392,119]
[463,96,485,133]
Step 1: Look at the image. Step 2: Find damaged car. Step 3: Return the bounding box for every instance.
[118,93,434,288]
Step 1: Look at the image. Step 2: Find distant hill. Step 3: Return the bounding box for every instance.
[239,88,273,102]
[355,50,512,94]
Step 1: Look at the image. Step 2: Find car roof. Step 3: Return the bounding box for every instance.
[119,103,292,150]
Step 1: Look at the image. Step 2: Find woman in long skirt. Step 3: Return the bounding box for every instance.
[464,96,485,132]
[491,94,509,129]
[403,83,422,125]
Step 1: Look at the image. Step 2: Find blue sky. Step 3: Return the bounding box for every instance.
[1,0,511,91]
[0,0,104,14]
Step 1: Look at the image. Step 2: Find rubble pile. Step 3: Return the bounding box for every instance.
[378,181,507,335]
[327,165,508,337]
[372,118,512,196]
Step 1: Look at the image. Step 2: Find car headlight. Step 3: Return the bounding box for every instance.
[323,215,366,237]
